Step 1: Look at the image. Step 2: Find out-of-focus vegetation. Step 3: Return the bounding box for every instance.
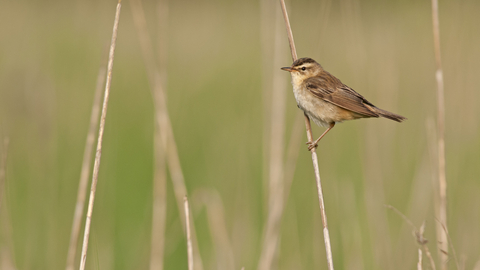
[1,0,479,269]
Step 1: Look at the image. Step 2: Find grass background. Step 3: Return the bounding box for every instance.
[1,0,480,269]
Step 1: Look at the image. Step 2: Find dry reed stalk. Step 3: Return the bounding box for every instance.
[419,223,437,270]
[65,52,107,270]
[78,1,122,269]
[418,249,423,270]
[260,0,274,188]
[150,128,167,270]
[257,101,304,270]
[400,149,438,268]
[430,0,448,268]
[386,205,437,270]
[156,0,169,84]
[149,1,168,269]
[256,113,305,269]
[128,1,203,269]
[257,3,288,270]
[425,118,441,268]
[436,219,460,270]
[184,196,194,270]
[279,1,334,269]
[193,189,235,270]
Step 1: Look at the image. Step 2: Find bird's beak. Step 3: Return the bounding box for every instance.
[281,66,293,72]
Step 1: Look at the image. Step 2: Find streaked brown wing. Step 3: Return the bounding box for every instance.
[305,76,379,118]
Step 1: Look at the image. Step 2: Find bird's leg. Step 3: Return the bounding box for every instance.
[306,122,335,151]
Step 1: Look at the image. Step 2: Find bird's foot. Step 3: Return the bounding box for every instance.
[306,141,318,151]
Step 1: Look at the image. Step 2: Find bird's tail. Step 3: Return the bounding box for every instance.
[373,107,407,122]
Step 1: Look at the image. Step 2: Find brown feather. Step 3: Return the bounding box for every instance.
[304,74,379,118]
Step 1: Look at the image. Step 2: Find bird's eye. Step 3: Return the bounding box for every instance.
[301,67,306,71]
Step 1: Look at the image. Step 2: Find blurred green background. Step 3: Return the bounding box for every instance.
[1,0,480,269]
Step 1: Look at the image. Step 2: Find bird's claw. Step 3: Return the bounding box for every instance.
[306,141,318,151]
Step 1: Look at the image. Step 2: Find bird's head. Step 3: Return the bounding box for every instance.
[281,57,324,82]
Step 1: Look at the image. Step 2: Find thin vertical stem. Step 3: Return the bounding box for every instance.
[418,249,423,270]
[129,0,186,230]
[436,219,460,270]
[431,0,448,268]
[257,3,287,269]
[260,0,274,192]
[78,1,122,269]
[385,205,437,270]
[149,1,169,269]
[279,1,334,269]
[184,197,194,270]
[279,0,297,61]
[423,245,437,270]
[193,189,235,270]
[128,0,203,268]
[150,125,167,270]
[65,52,107,270]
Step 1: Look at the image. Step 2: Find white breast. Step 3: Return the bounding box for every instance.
[291,81,339,128]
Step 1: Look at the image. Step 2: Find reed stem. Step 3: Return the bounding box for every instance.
[65,51,107,270]
[78,1,122,269]
[279,1,334,269]
[430,0,448,268]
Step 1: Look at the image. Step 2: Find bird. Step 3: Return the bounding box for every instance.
[281,57,406,151]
